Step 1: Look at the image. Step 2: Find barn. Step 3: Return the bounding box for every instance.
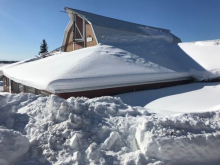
[0,7,201,99]
[62,7,181,52]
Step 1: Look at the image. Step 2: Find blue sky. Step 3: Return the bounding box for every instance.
[0,0,220,60]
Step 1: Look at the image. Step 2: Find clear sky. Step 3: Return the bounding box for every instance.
[0,0,220,60]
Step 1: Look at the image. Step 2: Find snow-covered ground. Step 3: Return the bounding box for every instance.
[178,40,220,80]
[118,82,220,117]
[1,82,220,164]
[1,36,220,164]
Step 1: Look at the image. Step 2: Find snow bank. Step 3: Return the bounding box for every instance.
[0,93,41,165]
[0,127,30,165]
[136,111,220,164]
[179,40,220,80]
[118,82,220,116]
[1,92,220,164]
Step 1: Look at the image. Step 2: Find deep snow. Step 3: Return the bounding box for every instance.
[178,40,220,80]
[1,39,220,93]
[118,82,220,117]
[1,43,190,93]
[1,85,220,164]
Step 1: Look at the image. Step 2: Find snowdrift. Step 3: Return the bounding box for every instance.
[179,40,220,80]
[1,93,220,164]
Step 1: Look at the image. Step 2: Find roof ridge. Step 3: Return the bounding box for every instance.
[65,7,170,32]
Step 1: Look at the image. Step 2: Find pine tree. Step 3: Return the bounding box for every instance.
[39,39,48,55]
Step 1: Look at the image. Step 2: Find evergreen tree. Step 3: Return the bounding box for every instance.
[39,39,48,55]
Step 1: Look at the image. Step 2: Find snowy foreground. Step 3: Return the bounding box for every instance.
[1,83,220,164]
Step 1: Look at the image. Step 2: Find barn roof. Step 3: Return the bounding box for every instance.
[65,7,171,35]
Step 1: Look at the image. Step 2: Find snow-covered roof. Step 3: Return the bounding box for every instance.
[2,41,191,93]
[2,36,220,93]
[65,8,169,35]
[64,7,181,43]
[178,40,220,80]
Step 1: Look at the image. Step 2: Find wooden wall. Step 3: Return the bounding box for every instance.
[57,79,194,99]
[63,15,97,52]
[3,76,9,92]
[3,76,194,100]
[85,21,97,47]
[64,26,73,52]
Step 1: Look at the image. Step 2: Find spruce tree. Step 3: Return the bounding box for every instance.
[39,39,48,55]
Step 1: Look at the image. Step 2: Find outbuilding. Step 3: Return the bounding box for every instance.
[1,8,199,98]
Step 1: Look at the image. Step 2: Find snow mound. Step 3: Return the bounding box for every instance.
[1,93,220,164]
[136,111,220,164]
[179,40,220,80]
[0,128,30,165]
[0,127,30,165]
[20,95,150,164]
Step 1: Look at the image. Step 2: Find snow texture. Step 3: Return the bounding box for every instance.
[178,40,220,80]
[118,82,220,117]
[2,43,190,93]
[1,90,220,164]
[2,39,220,93]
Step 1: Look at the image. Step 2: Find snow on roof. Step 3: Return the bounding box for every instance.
[2,42,191,93]
[65,7,170,35]
[178,40,220,80]
[65,7,181,43]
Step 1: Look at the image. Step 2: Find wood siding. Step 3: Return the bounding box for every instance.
[64,26,73,52]
[57,79,194,99]
[63,16,97,52]
[3,76,194,100]
[3,76,9,92]
[73,15,84,51]
[85,22,97,47]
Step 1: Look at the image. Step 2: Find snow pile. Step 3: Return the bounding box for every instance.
[179,40,220,80]
[1,93,220,164]
[0,128,30,165]
[18,95,151,164]
[0,93,41,165]
[136,111,220,164]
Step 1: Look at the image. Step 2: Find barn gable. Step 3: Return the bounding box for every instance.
[62,7,181,52]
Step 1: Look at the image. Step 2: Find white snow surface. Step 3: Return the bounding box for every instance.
[2,43,190,93]
[1,90,220,164]
[178,40,220,80]
[118,82,220,117]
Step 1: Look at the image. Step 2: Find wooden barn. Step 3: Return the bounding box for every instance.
[1,8,195,99]
[62,7,181,52]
